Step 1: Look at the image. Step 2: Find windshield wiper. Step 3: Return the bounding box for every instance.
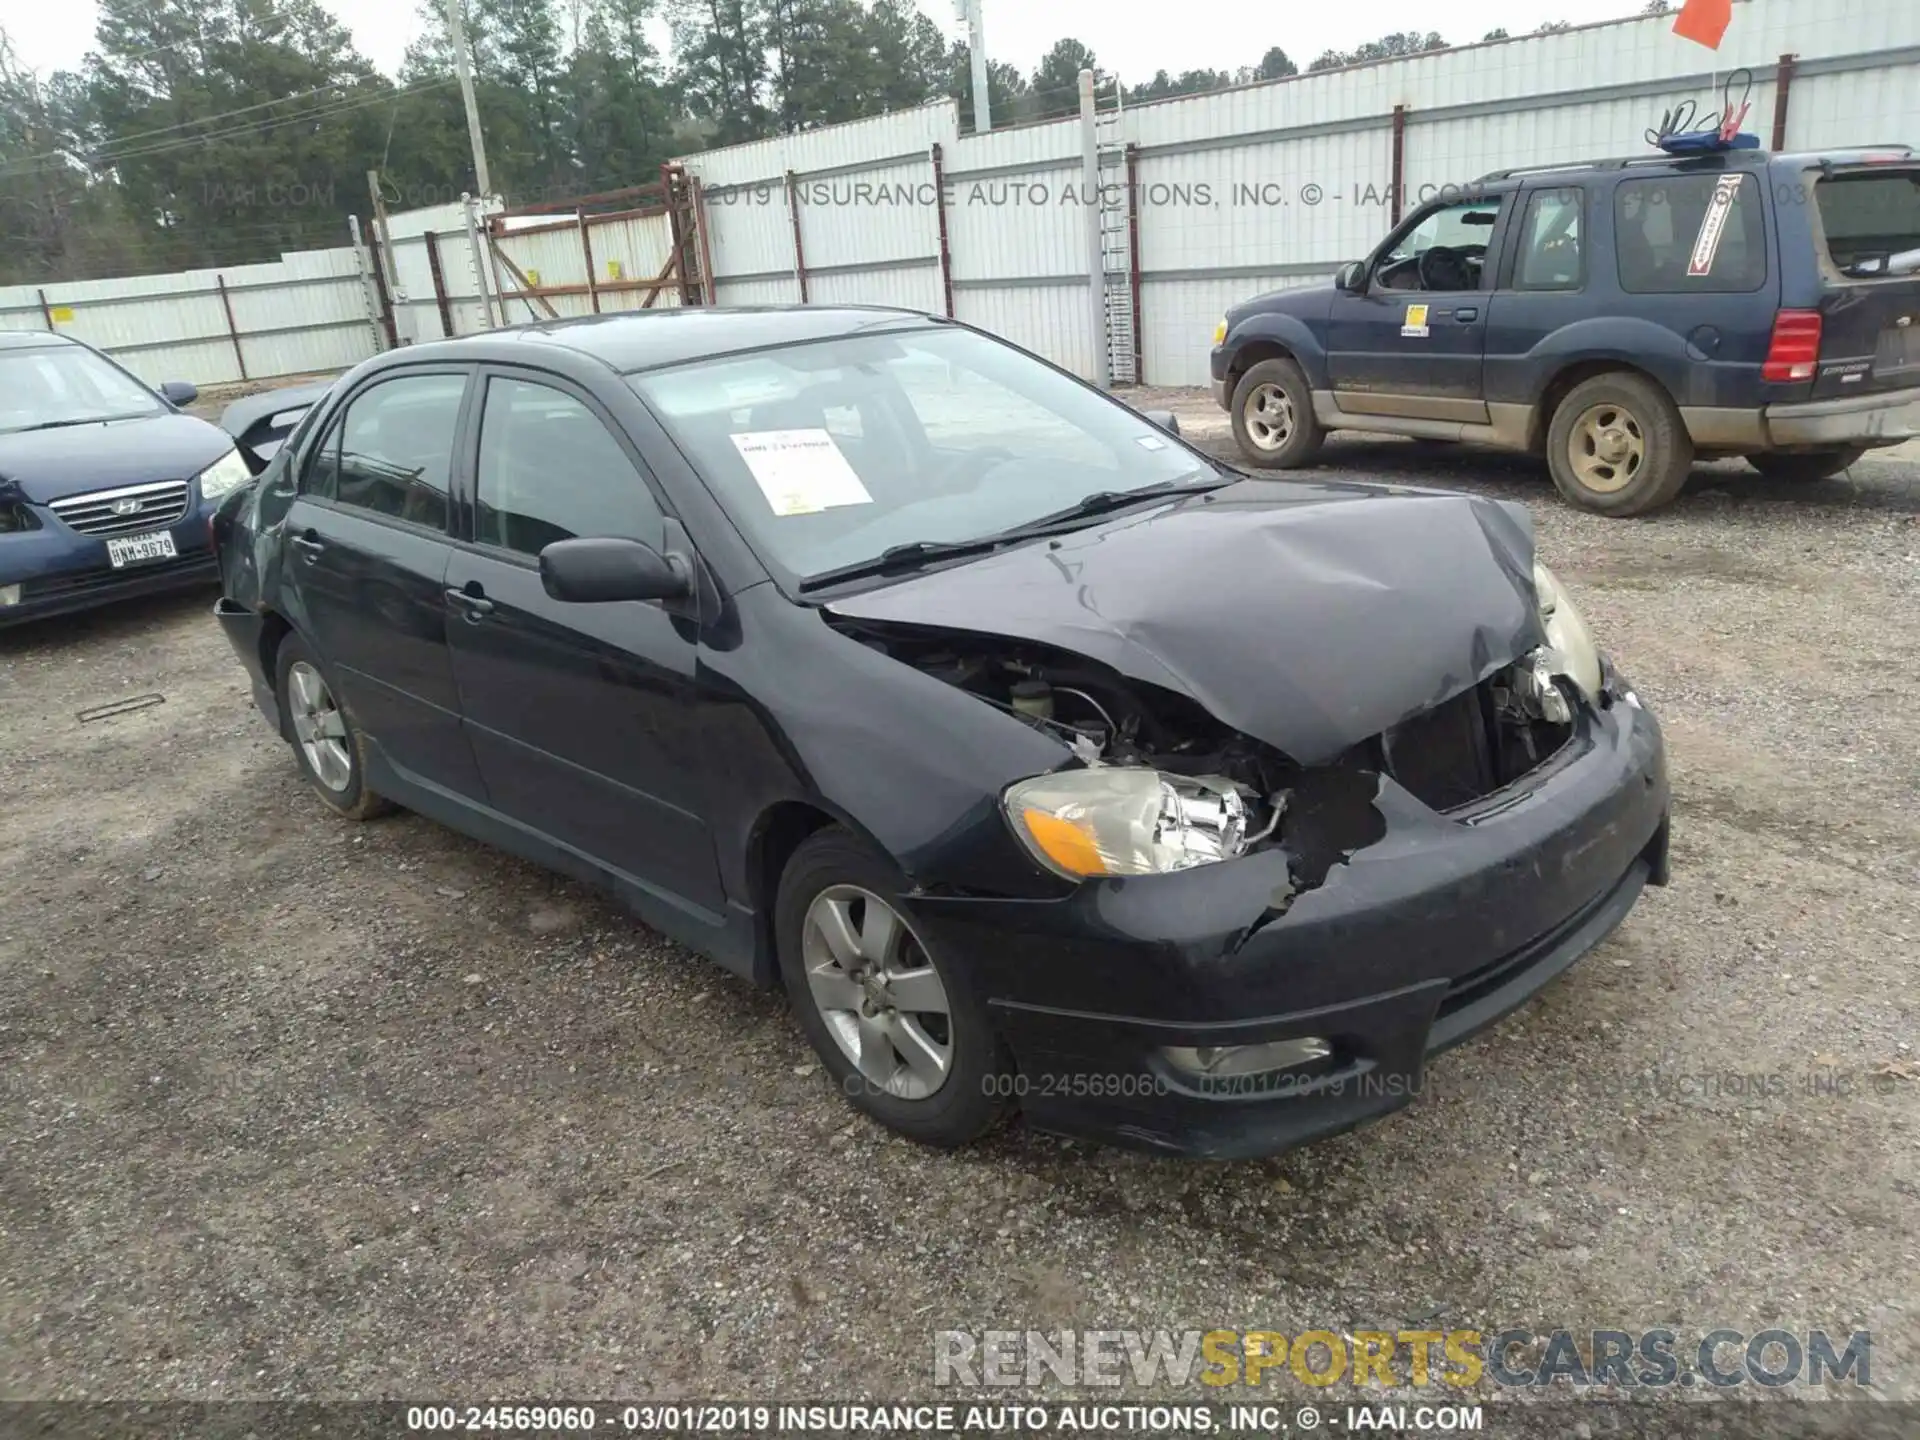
[797,477,1229,594]
[5,412,156,434]
[991,475,1228,540]
[798,536,1012,592]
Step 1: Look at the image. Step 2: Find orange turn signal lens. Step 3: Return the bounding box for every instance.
[1019,808,1111,877]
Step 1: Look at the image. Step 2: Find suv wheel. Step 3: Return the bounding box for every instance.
[1746,448,1866,483]
[1546,373,1693,516]
[1230,357,1325,469]
[776,828,1011,1147]
[275,633,393,820]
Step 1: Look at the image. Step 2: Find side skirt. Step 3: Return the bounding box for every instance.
[361,741,765,984]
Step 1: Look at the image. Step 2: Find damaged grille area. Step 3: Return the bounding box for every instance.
[1379,670,1574,812]
[830,614,1578,903]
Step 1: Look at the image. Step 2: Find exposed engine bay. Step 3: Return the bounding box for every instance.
[831,617,1579,895]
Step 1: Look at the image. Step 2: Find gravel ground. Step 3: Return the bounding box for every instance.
[2,382,1917,1422]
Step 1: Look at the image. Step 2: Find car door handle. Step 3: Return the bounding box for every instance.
[446,586,495,620]
[289,533,326,562]
[1453,307,1479,322]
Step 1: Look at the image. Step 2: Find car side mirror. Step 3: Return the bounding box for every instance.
[1141,409,1182,437]
[160,380,199,407]
[1334,261,1367,294]
[539,537,692,604]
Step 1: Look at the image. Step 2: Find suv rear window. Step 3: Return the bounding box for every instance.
[1815,170,1920,278]
[1615,173,1767,293]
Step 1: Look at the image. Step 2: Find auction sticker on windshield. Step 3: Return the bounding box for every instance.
[732,429,874,516]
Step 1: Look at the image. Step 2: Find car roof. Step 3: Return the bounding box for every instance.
[0,331,75,352]
[1477,144,1915,184]
[383,305,950,377]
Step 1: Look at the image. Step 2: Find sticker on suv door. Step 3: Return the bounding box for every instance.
[1401,303,1431,338]
[1687,175,1743,277]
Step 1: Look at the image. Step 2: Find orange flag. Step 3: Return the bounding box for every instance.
[1673,0,1732,49]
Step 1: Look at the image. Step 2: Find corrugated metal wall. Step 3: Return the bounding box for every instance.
[5,0,1916,389]
[680,0,1920,385]
[0,247,377,387]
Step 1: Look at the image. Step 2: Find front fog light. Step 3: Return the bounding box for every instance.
[0,584,20,607]
[1162,1037,1332,1079]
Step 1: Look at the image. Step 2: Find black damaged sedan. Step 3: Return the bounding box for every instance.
[212,307,1669,1158]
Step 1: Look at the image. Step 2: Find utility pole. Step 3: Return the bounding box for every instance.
[445,0,494,199]
[955,0,991,133]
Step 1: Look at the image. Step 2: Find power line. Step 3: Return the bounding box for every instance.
[0,76,461,179]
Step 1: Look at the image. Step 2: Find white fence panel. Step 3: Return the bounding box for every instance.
[799,156,938,270]
[806,263,943,314]
[4,0,1916,390]
[945,162,1086,283]
[957,282,1095,379]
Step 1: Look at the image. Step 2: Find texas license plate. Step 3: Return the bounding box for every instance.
[105,530,178,568]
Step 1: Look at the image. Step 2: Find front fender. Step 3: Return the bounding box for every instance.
[1224,309,1332,390]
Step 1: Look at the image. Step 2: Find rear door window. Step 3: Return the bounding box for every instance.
[1614,173,1767,294]
[1815,170,1920,277]
[1513,186,1585,290]
[307,373,466,532]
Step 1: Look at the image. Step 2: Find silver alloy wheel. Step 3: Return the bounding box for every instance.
[1568,402,1645,494]
[286,660,352,793]
[1243,381,1295,451]
[800,884,953,1100]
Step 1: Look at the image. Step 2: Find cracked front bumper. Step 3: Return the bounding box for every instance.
[912,690,1669,1159]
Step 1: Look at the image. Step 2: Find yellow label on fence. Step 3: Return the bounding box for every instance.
[607,259,624,281]
[49,306,74,323]
[525,269,541,286]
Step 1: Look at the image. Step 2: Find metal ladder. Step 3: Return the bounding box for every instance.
[1093,73,1137,385]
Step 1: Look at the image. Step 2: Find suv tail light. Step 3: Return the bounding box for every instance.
[1762,310,1823,383]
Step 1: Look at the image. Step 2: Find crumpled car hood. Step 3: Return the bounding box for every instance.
[826,479,1546,765]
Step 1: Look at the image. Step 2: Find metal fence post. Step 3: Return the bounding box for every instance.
[423,231,456,338]
[215,274,248,380]
[786,171,810,304]
[931,144,956,318]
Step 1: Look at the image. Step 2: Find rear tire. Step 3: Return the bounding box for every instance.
[1545,372,1693,516]
[274,633,393,821]
[1230,357,1325,469]
[1745,448,1866,483]
[776,828,1010,1147]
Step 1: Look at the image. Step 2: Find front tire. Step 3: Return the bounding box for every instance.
[776,828,1010,1147]
[1746,447,1866,483]
[1230,357,1325,469]
[274,633,393,820]
[1546,372,1693,516]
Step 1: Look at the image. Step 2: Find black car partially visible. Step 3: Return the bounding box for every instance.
[211,307,1670,1159]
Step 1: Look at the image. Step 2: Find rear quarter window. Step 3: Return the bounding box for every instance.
[1815,170,1920,277]
[1614,173,1767,294]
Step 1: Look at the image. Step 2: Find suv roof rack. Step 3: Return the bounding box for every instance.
[1475,150,1773,183]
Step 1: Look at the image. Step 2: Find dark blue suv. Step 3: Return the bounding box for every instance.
[1210,146,1920,515]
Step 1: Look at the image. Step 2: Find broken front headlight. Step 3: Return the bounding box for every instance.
[1004,768,1249,880]
[1533,562,1602,700]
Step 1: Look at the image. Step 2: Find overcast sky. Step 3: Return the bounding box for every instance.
[6,0,1658,81]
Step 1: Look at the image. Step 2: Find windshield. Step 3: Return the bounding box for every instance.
[0,346,167,434]
[629,327,1213,582]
